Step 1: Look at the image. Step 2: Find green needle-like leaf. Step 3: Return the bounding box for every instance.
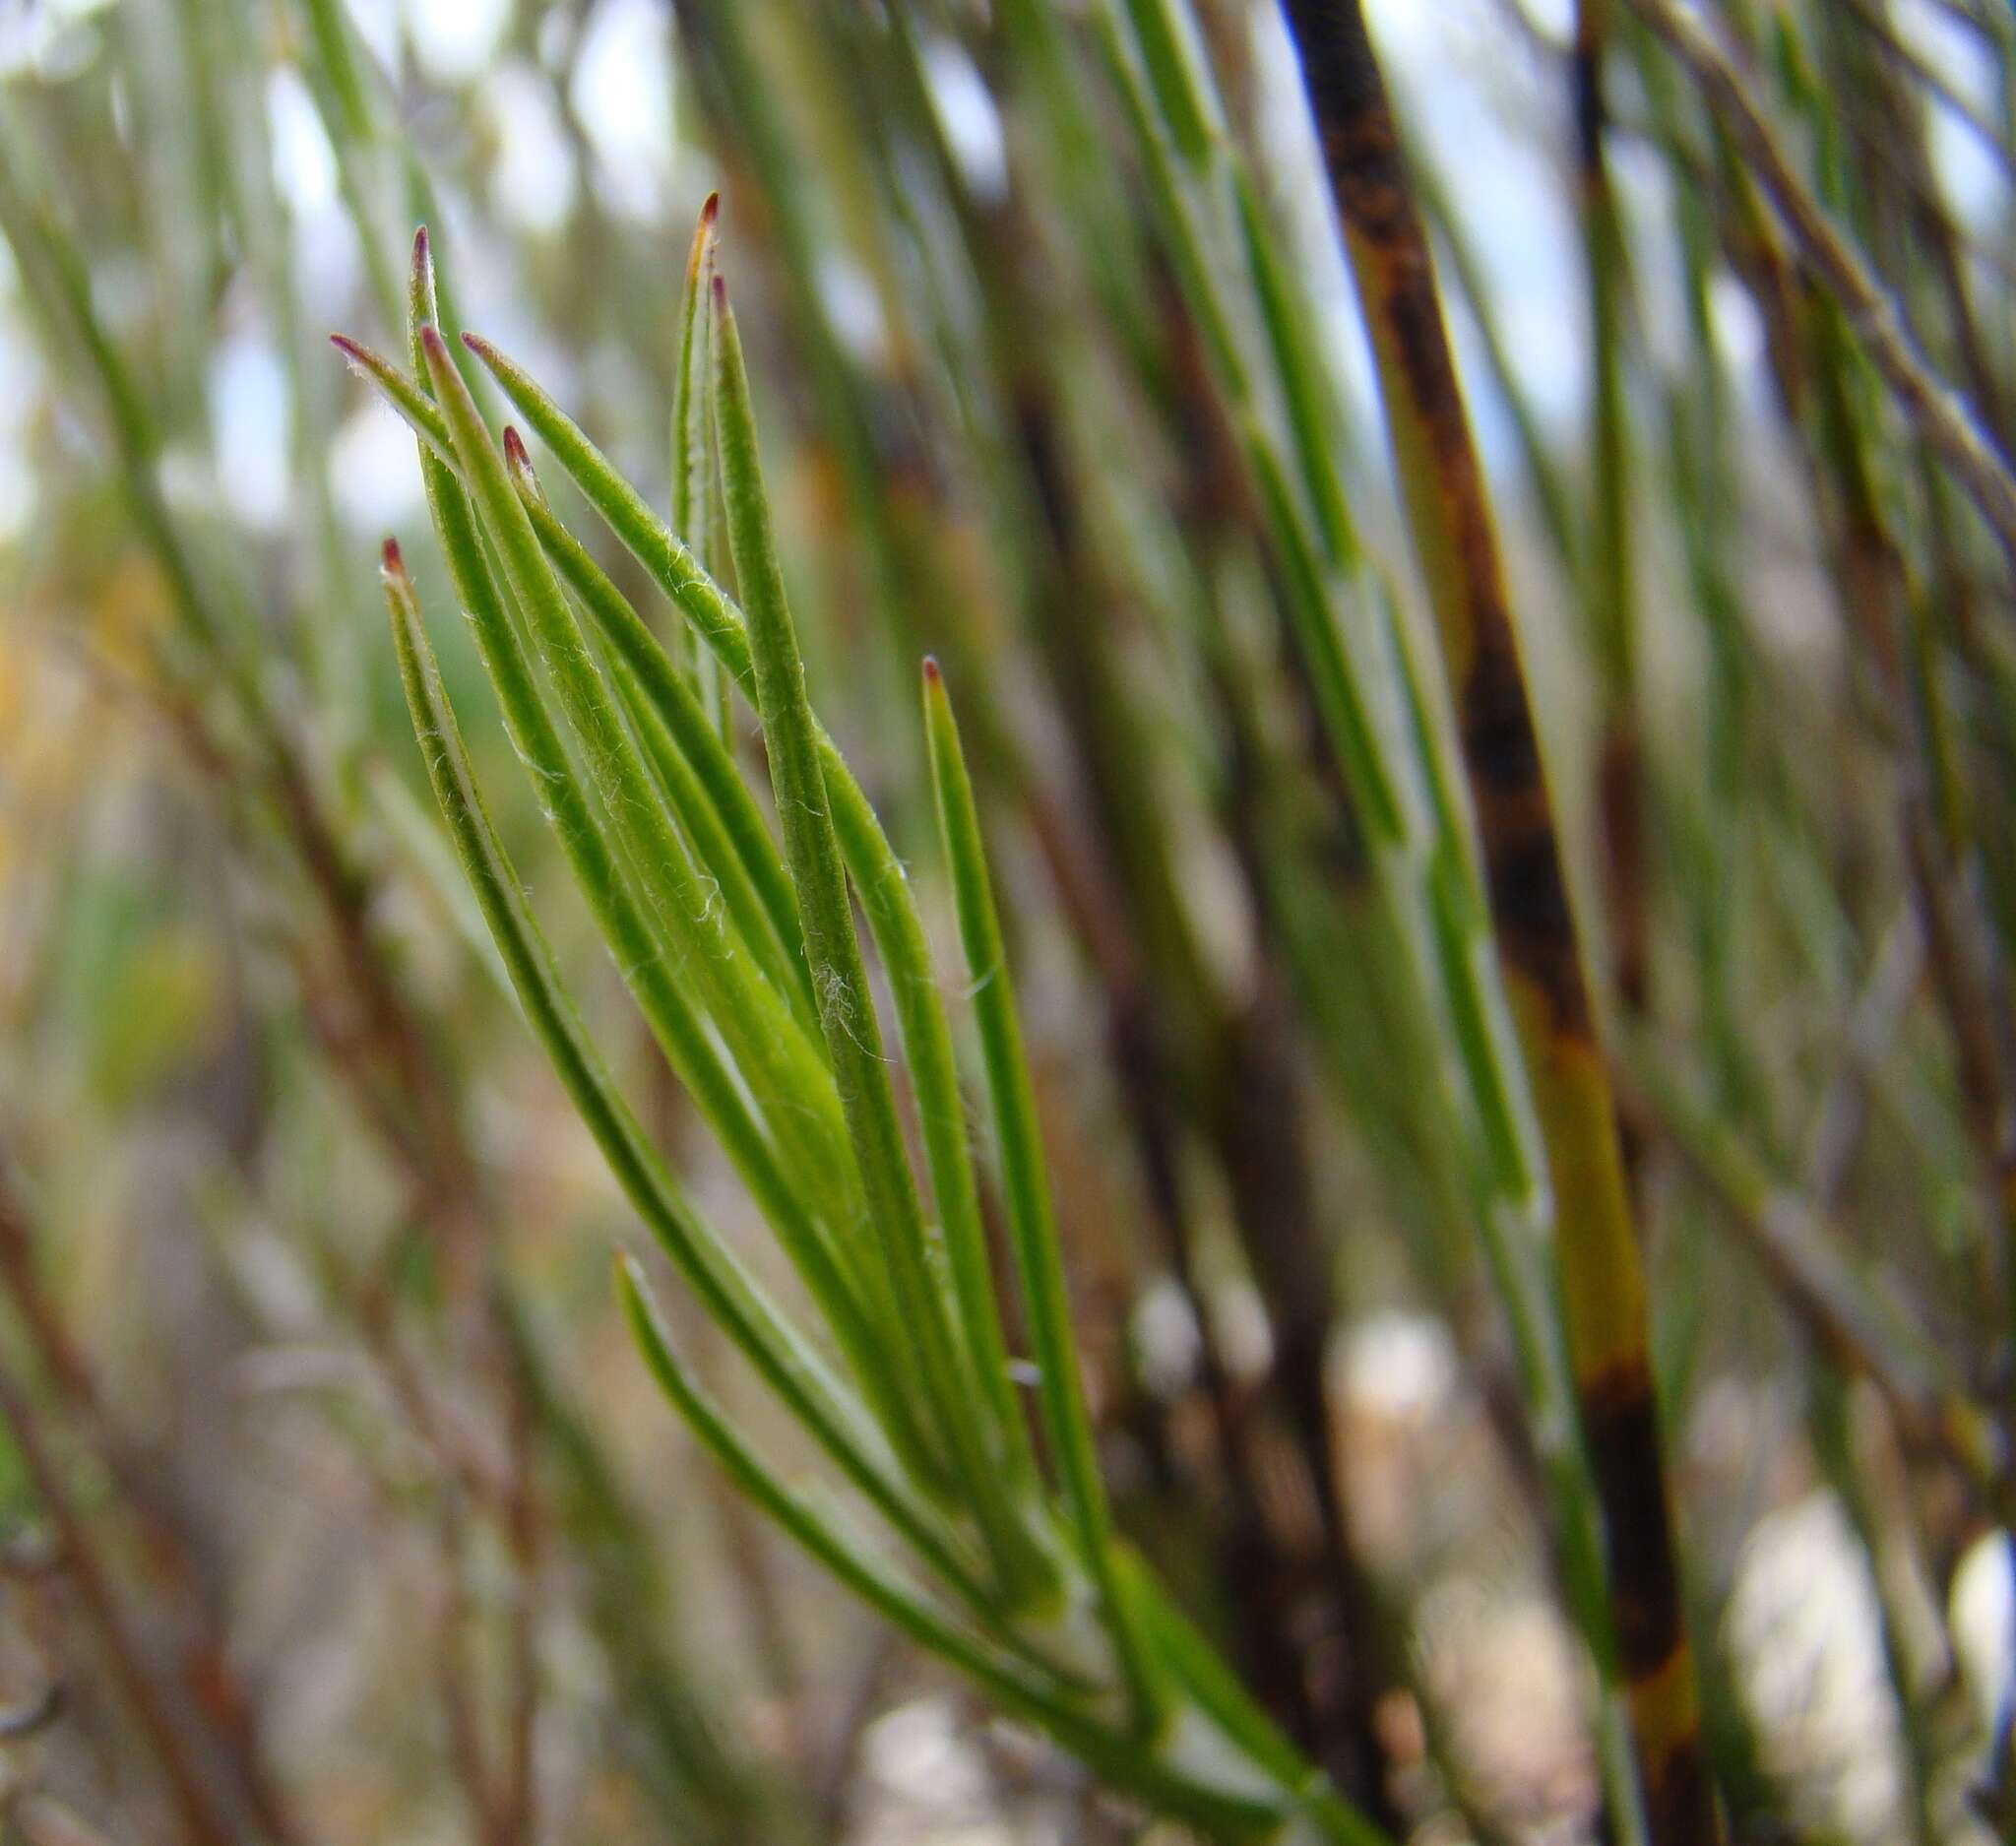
[338,326,1053,1503]
[467,330,759,688]
[516,405,1045,1520]
[396,242,906,1452]
[417,323,858,1227]
[379,541,982,1611]
[342,218,1405,1846]
[501,427,816,1034]
[921,657,1161,1727]
[668,192,719,695]
[618,1257,1325,1843]
[709,275,1053,1605]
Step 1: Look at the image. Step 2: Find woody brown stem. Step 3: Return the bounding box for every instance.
[1274,4,1718,1838]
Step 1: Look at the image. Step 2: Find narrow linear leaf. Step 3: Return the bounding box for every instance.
[921,657,1161,1727]
[617,1257,1309,1842]
[417,322,859,1241]
[502,426,816,1034]
[378,541,983,1612]
[710,275,1051,1604]
[338,333,1041,1453]
[395,244,905,1448]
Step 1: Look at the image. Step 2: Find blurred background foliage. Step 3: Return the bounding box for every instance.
[0,0,2013,1841]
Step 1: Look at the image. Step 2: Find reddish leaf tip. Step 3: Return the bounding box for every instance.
[710,272,728,309]
[381,537,406,574]
[699,190,720,226]
[461,330,492,357]
[502,425,531,469]
[411,224,430,266]
[418,324,449,359]
[921,655,942,686]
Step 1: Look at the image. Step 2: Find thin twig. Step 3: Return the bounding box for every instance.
[1801,907,1923,1210]
[63,629,547,1846]
[1626,0,2016,568]
[0,1156,309,1846]
[1626,1046,2008,1494]
[0,1355,239,1846]
[1830,0,2016,181]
